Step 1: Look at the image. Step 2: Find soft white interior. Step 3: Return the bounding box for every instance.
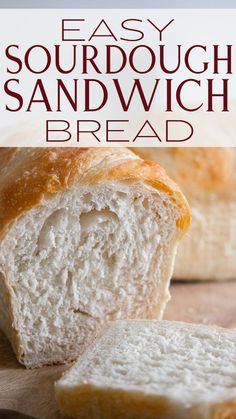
[58,320,236,416]
[174,196,236,280]
[0,181,180,366]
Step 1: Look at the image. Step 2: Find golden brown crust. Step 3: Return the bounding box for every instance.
[0,147,190,240]
[133,148,236,195]
[213,399,236,419]
[0,147,19,168]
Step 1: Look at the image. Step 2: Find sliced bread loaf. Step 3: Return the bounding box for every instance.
[0,148,189,368]
[55,320,236,419]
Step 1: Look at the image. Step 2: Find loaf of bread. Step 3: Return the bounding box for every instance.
[134,148,236,280]
[0,147,189,368]
[55,320,236,419]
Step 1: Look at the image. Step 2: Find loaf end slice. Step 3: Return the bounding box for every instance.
[55,320,236,419]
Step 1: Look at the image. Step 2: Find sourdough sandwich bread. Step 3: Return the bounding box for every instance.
[134,148,236,280]
[55,320,236,419]
[0,147,189,368]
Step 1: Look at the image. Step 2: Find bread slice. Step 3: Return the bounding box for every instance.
[133,147,236,281]
[55,320,236,419]
[0,147,189,368]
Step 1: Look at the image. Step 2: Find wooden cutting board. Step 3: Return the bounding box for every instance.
[0,280,236,419]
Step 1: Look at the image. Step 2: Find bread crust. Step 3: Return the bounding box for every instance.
[212,399,236,419]
[0,147,190,240]
[133,148,236,195]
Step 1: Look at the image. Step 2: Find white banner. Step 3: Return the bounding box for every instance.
[0,9,236,146]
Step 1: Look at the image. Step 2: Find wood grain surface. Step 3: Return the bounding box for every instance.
[0,280,236,419]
